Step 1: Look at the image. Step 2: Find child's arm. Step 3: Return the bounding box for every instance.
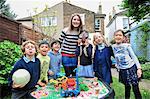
[127,44,142,78]
[75,45,81,56]
[127,44,141,69]
[109,46,114,57]
[93,48,98,73]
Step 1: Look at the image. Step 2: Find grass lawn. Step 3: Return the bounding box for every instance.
[112,77,150,99]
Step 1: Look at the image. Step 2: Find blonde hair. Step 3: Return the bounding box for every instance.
[93,33,109,47]
[21,40,38,55]
[68,13,83,33]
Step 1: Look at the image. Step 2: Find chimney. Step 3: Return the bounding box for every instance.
[109,13,112,21]
[97,1,102,14]
[65,0,70,3]
[112,6,116,16]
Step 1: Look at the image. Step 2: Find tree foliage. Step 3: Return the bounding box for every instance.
[121,0,150,22]
[0,0,17,19]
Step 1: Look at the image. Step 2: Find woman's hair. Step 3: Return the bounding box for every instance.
[21,40,38,55]
[93,33,109,47]
[68,13,83,33]
[114,29,125,36]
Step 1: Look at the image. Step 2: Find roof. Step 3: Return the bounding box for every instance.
[95,13,106,18]
[16,16,32,21]
[17,1,106,21]
[0,14,21,24]
[106,10,127,27]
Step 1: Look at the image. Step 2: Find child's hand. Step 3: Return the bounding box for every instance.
[48,70,54,76]
[46,80,48,84]
[84,39,89,46]
[38,81,46,87]
[78,39,82,46]
[12,82,23,88]
[137,68,142,78]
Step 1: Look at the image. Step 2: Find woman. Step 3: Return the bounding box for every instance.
[59,13,83,77]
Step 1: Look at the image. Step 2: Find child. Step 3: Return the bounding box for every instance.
[48,40,62,79]
[59,13,83,77]
[112,29,142,99]
[37,40,52,87]
[93,33,113,85]
[8,40,40,99]
[75,30,94,77]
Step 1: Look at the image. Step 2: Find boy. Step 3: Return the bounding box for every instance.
[48,40,62,79]
[8,40,40,99]
[37,40,53,87]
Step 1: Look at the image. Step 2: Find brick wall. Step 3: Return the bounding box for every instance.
[63,2,95,33]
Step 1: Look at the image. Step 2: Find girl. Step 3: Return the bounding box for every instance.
[8,40,40,99]
[59,13,83,77]
[48,40,62,79]
[75,30,94,77]
[112,29,142,99]
[93,33,113,85]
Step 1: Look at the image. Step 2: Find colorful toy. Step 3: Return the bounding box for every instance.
[79,83,89,91]
[12,69,30,87]
[60,68,80,97]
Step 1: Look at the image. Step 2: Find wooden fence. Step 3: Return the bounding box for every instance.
[0,14,50,44]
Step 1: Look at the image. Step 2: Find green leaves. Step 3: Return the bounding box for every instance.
[121,0,150,22]
[0,0,17,19]
[0,40,22,85]
[142,63,150,80]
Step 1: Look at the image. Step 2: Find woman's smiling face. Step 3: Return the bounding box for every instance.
[72,15,81,28]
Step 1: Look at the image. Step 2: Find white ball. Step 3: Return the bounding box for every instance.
[12,69,31,87]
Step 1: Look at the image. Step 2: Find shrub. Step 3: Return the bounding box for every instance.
[142,63,150,80]
[138,56,148,64]
[0,40,22,85]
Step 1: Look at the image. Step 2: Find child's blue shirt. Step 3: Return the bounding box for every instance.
[47,50,62,78]
[112,43,141,69]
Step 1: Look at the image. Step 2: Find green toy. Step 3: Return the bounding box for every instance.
[79,83,89,91]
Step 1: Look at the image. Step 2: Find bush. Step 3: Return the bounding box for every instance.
[0,40,22,85]
[138,56,148,64]
[142,63,150,80]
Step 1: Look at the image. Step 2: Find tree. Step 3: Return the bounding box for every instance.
[121,0,150,22]
[0,0,17,19]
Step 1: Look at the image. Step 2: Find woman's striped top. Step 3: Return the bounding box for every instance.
[59,27,80,54]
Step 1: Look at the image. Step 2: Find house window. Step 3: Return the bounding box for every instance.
[123,18,129,29]
[79,14,85,25]
[95,19,101,31]
[41,16,57,26]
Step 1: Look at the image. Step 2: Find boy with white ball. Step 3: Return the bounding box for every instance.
[8,40,40,99]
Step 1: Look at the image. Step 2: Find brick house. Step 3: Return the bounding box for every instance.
[17,1,106,39]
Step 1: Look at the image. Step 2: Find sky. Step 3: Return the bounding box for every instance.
[6,0,123,24]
